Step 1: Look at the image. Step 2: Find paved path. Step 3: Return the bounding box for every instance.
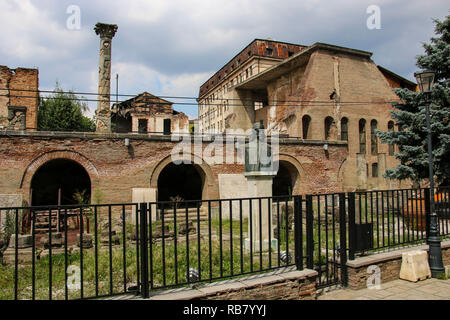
[317,278,450,300]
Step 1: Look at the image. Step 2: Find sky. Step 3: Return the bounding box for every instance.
[0,0,448,119]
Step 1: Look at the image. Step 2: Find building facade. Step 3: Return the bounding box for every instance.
[111,92,189,134]
[197,39,305,133]
[198,40,417,191]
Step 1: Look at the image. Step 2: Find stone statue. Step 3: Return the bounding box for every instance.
[245,122,273,172]
[7,106,26,130]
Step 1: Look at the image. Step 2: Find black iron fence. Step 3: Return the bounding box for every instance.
[0,187,449,300]
[0,203,140,300]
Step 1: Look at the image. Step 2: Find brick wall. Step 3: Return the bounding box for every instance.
[0,66,39,130]
[0,131,347,207]
[146,268,318,300]
[202,273,317,300]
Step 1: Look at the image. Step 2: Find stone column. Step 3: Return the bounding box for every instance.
[94,22,118,132]
[244,171,277,252]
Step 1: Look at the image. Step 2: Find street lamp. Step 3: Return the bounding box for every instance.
[414,69,445,278]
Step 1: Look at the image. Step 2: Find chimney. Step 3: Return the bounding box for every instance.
[94,22,118,132]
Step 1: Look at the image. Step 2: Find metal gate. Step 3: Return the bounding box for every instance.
[302,193,348,288]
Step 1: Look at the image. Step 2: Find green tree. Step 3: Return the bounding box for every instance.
[37,83,95,132]
[377,15,450,187]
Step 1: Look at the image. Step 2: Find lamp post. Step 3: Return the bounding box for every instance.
[414,70,445,277]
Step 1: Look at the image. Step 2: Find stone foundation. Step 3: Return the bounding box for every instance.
[145,267,317,300]
[346,240,450,289]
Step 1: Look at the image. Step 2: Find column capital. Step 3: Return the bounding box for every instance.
[94,22,118,39]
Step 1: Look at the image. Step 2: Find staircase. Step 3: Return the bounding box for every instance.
[33,210,59,234]
[159,207,208,223]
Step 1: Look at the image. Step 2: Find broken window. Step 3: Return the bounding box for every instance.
[341,117,348,141]
[138,119,148,134]
[371,120,378,155]
[302,115,311,139]
[163,118,171,135]
[359,119,366,154]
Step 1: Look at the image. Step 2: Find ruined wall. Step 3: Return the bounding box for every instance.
[0,132,347,206]
[0,66,39,130]
[260,49,410,191]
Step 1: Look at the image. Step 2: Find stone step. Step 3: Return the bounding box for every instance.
[163,216,208,223]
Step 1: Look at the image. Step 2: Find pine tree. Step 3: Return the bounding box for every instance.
[377,15,450,187]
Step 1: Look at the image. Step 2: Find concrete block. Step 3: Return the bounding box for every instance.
[399,250,431,282]
[8,234,32,249]
[131,188,157,223]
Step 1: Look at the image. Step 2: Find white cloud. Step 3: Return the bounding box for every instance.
[0,0,448,120]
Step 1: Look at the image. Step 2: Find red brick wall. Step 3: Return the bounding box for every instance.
[0,132,347,205]
[0,66,39,130]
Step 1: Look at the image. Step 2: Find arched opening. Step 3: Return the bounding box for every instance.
[388,121,395,156]
[341,117,348,141]
[359,119,366,154]
[272,160,299,200]
[370,120,378,155]
[157,162,203,207]
[324,116,335,140]
[30,159,91,206]
[302,115,311,139]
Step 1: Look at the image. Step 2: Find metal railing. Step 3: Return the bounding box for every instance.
[137,195,300,297]
[0,203,140,300]
[1,187,449,300]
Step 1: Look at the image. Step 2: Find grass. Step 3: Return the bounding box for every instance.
[3,202,448,300]
[0,215,296,300]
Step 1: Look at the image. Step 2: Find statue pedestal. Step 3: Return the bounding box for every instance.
[243,171,277,252]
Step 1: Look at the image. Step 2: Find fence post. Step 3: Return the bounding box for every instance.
[338,193,348,287]
[424,188,431,243]
[347,192,356,261]
[305,195,314,269]
[293,195,303,271]
[139,202,149,299]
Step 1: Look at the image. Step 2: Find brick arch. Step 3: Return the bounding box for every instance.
[275,153,307,194]
[149,154,219,200]
[20,150,99,192]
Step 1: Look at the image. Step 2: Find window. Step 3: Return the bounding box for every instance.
[138,119,148,134]
[371,120,378,155]
[388,121,395,156]
[302,115,311,139]
[163,118,171,135]
[341,117,348,141]
[288,51,294,57]
[359,119,366,154]
[324,116,334,140]
[372,163,378,178]
[266,47,273,55]
[254,101,263,110]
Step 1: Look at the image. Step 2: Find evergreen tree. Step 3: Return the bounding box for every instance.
[377,15,450,187]
[37,83,95,132]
